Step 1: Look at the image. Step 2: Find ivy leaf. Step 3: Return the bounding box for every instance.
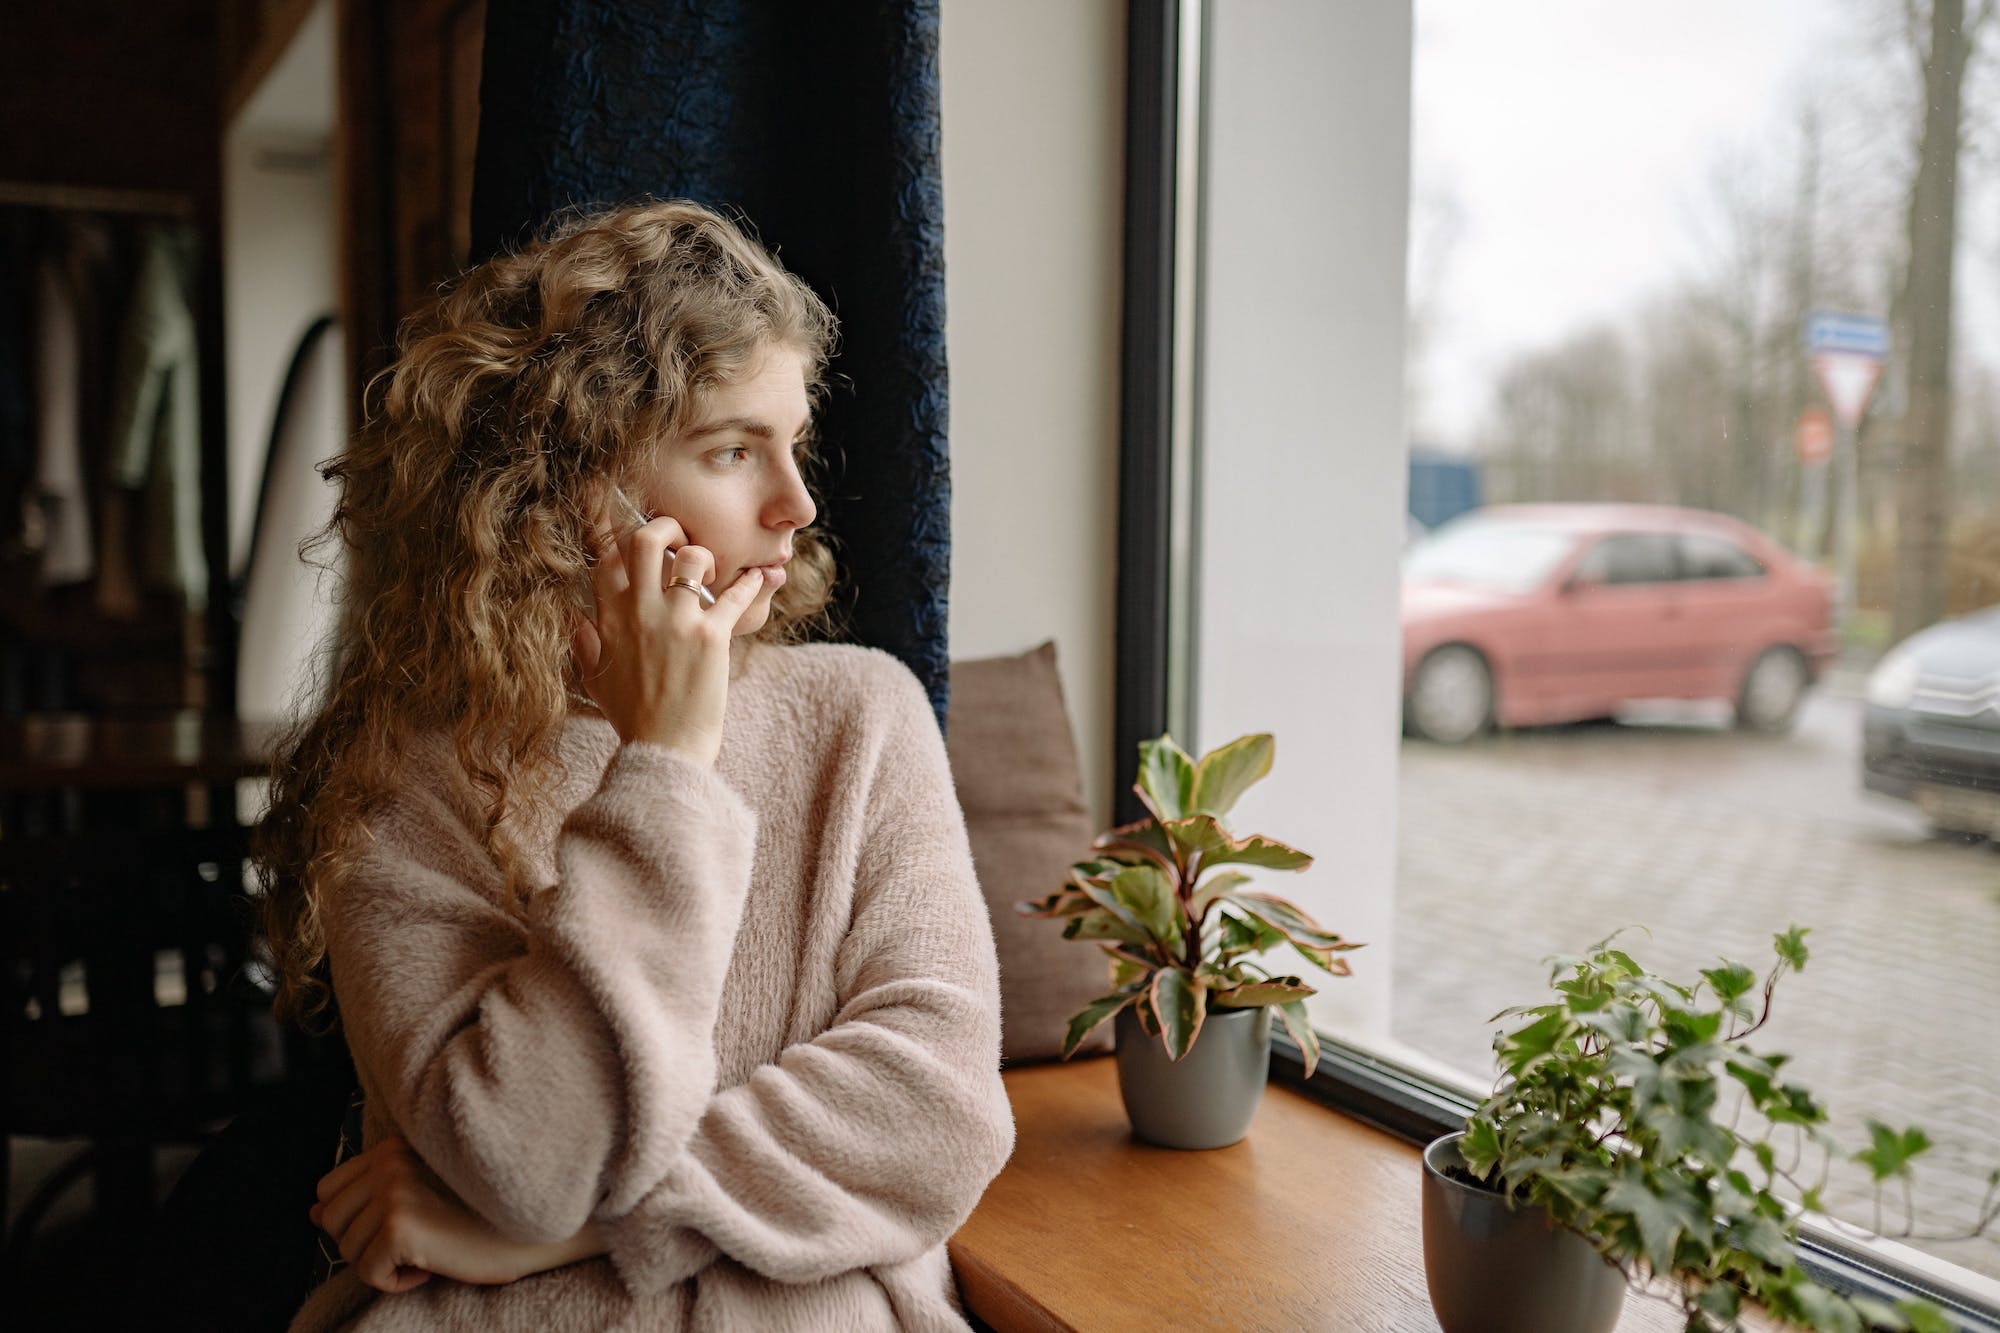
[1726,1056,1780,1107]
[1786,1282,1863,1333]
[1699,960,1758,1020]
[1060,989,1143,1059]
[1898,1300,1955,1333]
[1499,1010,1573,1080]
[1601,1166,1706,1277]
[1541,1166,1613,1212]
[1608,1046,1663,1103]
[1752,1140,1777,1182]
[1640,1076,1732,1167]
[1460,1117,1503,1179]
[1694,1283,1742,1322]
[1855,1121,1932,1183]
[1578,1001,1648,1045]
[1187,733,1274,817]
[1135,735,1195,822]
[1151,967,1207,1061]
[1600,948,1647,979]
[1764,1083,1826,1128]
[1725,1214,1794,1270]
[1842,1296,1914,1331]
[1660,1006,1723,1046]
[1774,924,1812,972]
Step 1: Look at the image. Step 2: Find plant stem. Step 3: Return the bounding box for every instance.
[1181,850,1203,975]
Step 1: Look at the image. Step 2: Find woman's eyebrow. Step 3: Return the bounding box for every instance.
[682,416,811,441]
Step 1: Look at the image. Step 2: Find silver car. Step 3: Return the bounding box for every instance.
[1863,606,2000,837]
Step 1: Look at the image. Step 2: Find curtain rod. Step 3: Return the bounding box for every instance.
[0,180,196,218]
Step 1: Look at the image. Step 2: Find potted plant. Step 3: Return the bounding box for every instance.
[1425,925,1995,1333]
[1016,733,1361,1149]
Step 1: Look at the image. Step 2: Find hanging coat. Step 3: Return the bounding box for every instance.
[106,225,206,610]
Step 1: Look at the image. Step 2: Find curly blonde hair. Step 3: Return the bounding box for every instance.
[259,199,839,1028]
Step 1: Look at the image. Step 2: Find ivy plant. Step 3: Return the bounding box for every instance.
[1016,733,1360,1075]
[1460,926,1998,1333]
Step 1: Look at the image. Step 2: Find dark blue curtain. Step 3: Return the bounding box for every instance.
[470,0,952,728]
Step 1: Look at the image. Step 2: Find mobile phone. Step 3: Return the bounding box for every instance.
[577,484,717,613]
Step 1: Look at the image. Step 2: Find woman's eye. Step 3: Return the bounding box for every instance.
[712,447,749,465]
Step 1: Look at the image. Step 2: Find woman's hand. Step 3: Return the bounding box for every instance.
[572,510,765,765]
[311,1138,605,1293]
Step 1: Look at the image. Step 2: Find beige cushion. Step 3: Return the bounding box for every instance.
[947,641,1113,1065]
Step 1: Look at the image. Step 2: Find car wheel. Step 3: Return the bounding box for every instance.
[1406,645,1493,744]
[1735,646,1808,733]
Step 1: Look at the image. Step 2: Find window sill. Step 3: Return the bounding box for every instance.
[950,1055,1767,1332]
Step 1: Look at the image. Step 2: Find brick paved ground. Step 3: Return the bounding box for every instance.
[1391,688,2000,1282]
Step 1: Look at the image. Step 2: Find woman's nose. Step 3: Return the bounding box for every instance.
[770,460,817,530]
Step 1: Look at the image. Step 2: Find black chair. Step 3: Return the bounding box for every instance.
[1,823,290,1284]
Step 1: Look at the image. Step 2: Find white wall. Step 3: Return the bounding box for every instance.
[223,0,343,720]
[222,132,336,571]
[1195,3,1413,1043]
[940,0,1126,829]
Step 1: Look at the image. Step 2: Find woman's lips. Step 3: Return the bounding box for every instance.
[749,562,788,590]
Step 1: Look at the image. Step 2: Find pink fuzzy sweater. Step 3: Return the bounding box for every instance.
[289,644,1015,1331]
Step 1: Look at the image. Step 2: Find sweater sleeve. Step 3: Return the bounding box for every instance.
[323,739,758,1243]
[600,663,1017,1293]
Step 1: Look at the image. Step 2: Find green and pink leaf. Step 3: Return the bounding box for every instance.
[1060,988,1146,1060]
[1151,967,1208,1061]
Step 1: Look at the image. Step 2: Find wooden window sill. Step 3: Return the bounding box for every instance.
[950,1056,1773,1332]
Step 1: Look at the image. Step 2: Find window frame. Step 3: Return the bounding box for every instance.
[1113,2,2000,1324]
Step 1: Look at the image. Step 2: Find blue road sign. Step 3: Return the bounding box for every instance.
[1805,310,1889,358]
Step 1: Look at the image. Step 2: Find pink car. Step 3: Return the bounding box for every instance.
[1401,504,1836,743]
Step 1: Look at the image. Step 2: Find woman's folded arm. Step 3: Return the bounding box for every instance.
[600,667,1016,1293]
[326,740,759,1243]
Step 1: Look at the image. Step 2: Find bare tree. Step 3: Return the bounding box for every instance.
[1891,0,1993,640]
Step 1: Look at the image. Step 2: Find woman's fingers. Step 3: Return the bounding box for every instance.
[620,518,680,615]
[664,543,716,604]
[315,1169,375,1244]
[314,1146,373,1204]
[713,567,767,631]
[338,1193,390,1273]
[353,1210,430,1294]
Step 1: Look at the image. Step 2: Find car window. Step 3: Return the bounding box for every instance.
[1402,519,1576,594]
[1679,533,1766,580]
[1573,532,1677,585]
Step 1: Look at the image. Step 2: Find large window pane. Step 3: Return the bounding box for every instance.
[1397,0,2000,1281]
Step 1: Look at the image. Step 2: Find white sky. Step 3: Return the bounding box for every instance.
[1410,0,2000,448]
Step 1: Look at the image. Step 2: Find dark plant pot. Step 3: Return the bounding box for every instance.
[1113,1004,1271,1149]
[1420,1133,1626,1333]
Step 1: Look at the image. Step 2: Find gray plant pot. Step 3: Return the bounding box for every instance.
[1420,1132,1627,1333]
[1113,1003,1271,1149]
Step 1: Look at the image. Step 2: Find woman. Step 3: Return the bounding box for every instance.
[261,200,1014,1331]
